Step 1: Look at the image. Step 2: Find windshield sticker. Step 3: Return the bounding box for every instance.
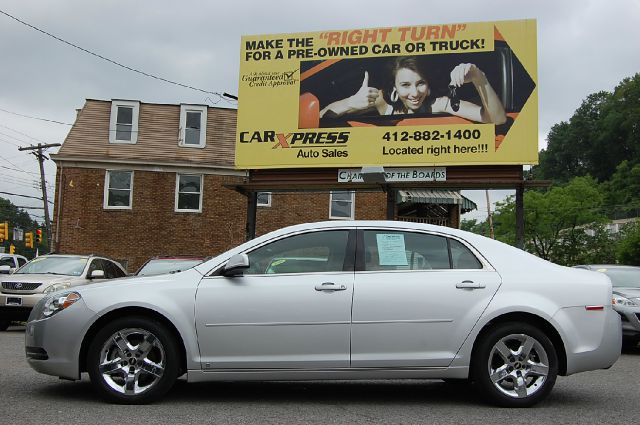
[376,234,408,266]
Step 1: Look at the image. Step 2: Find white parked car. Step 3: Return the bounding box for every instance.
[0,254,28,274]
[24,221,621,406]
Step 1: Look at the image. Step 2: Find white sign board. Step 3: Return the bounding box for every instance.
[338,167,446,183]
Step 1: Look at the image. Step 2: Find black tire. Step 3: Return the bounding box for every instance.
[0,320,9,331]
[87,316,180,404]
[472,322,558,407]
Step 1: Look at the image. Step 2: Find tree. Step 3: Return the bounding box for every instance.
[534,73,640,184]
[492,177,606,263]
[460,218,490,236]
[601,161,640,219]
[617,222,640,265]
[0,197,44,257]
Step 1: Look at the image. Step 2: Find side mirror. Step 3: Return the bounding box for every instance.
[0,265,10,274]
[222,254,249,277]
[89,269,105,279]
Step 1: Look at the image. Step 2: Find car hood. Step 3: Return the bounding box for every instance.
[75,268,201,294]
[1,273,81,287]
[613,287,640,299]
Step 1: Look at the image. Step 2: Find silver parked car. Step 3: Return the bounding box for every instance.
[1,254,127,330]
[574,265,640,349]
[25,221,620,407]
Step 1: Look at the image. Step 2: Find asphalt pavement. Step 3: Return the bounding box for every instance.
[2,324,639,424]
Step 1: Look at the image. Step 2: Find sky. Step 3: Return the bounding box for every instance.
[1,0,639,225]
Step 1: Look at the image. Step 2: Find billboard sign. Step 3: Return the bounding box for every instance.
[236,19,537,169]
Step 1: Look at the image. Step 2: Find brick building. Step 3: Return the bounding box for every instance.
[51,99,475,272]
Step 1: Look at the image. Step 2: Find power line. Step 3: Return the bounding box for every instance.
[0,124,48,144]
[0,107,72,125]
[0,165,39,175]
[0,9,236,104]
[0,191,52,204]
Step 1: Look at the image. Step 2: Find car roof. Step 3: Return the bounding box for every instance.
[574,264,640,270]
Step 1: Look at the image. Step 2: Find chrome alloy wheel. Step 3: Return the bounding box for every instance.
[97,328,166,396]
[487,333,549,399]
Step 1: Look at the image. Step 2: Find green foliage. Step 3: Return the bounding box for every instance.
[460,218,490,237]
[617,222,640,265]
[601,161,640,219]
[553,223,618,266]
[0,197,45,258]
[534,74,640,184]
[492,177,606,262]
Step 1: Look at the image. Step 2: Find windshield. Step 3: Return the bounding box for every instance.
[136,259,203,276]
[15,256,88,276]
[598,268,640,288]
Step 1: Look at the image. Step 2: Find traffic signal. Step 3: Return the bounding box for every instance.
[25,232,34,249]
[36,228,43,244]
[0,222,7,241]
[9,244,15,254]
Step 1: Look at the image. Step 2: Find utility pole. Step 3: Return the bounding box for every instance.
[485,189,495,239]
[18,143,61,246]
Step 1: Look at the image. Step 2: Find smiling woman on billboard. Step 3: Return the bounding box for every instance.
[319,56,507,124]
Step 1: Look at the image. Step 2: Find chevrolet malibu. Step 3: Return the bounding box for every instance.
[25,221,621,407]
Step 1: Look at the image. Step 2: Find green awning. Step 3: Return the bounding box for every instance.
[397,190,477,213]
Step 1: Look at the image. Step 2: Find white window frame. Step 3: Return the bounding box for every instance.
[179,104,207,148]
[175,173,203,213]
[103,170,134,210]
[257,192,272,207]
[109,100,140,144]
[329,191,355,220]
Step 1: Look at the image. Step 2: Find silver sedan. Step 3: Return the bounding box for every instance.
[25,221,621,407]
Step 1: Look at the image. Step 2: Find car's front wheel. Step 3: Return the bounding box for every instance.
[87,316,179,404]
[472,322,558,407]
[0,320,9,331]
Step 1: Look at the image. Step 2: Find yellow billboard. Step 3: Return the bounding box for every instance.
[236,19,537,169]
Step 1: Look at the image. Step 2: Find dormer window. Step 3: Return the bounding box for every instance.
[179,105,207,148]
[109,100,139,144]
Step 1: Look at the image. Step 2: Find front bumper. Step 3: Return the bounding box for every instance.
[24,296,97,380]
[614,306,640,340]
[0,292,46,321]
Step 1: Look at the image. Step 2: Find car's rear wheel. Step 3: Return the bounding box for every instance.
[87,316,179,404]
[0,320,9,331]
[472,322,558,407]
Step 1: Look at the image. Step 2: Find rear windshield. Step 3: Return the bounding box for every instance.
[15,256,88,276]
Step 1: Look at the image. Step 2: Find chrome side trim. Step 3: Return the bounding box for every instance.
[352,319,453,324]
[205,321,350,327]
[187,365,470,382]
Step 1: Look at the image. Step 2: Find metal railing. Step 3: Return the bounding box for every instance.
[397,217,449,226]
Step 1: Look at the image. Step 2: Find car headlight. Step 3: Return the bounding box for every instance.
[43,282,72,294]
[39,292,81,319]
[612,295,638,307]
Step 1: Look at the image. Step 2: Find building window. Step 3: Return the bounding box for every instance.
[176,174,203,212]
[109,100,139,144]
[329,191,354,219]
[257,192,272,207]
[104,170,133,209]
[179,105,207,148]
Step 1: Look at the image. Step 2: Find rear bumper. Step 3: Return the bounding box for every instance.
[555,306,621,375]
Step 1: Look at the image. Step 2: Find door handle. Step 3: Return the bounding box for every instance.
[456,280,486,289]
[314,282,347,292]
